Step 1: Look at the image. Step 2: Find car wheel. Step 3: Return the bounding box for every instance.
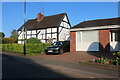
[59,49,64,54]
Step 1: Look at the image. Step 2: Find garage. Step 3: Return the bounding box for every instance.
[76,30,99,51]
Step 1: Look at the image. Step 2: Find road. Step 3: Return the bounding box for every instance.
[1,52,119,79]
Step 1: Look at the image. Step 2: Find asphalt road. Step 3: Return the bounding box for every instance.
[1,52,120,79]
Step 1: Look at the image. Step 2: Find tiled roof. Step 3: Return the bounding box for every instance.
[71,17,120,29]
[18,13,66,31]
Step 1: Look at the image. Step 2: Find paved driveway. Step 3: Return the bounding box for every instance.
[36,52,99,63]
[36,51,115,63]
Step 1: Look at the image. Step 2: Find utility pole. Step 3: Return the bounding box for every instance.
[23,0,26,55]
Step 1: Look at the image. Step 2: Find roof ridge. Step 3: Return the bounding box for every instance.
[44,13,66,18]
[84,17,120,22]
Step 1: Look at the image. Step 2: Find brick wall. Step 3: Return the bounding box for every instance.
[70,31,76,52]
[99,30,110,52]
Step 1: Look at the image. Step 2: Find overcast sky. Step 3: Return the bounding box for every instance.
[1,2,118,37]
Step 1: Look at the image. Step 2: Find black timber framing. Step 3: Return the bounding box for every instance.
[59,27,63,34]
[45,29,47,43]
[37,30,41,37]
[18,31,22,37]
[65,14,71,28]
[51,28,52,42]
[36,30,37,38]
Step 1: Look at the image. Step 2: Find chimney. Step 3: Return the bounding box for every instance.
[37,12,44,21]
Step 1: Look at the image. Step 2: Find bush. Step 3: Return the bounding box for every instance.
[2,38,16,44]
[95,57,110,64]
[112,51,120,65]
[111,57,120,65]
[26,37,41,44]
[94,51,120,65]
[2,43,51,54]
[113,51,120,57]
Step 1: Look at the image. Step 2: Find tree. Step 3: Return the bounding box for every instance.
[10,29,18,43]
[0,32,5,38]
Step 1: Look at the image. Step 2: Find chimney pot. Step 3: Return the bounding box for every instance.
[37,12,44,21]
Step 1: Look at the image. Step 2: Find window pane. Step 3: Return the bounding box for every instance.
[115,31,120,42]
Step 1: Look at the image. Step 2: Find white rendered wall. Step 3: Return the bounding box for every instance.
[59,27,70,41]
[63,15,67,22]
[52,33,57,39]
[32,30,36,34]
[110,42,120,51]
[27,31,31,34]
[58,15,70,41]
[52,28,57,32]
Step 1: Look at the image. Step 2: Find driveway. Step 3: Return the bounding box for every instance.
[35,52,100,63]
[2,52,119,79]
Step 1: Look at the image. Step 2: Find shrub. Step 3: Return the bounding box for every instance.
[95,57,110,64]
[2,38,16,44]
[2,43,51,54]
[112,51,120,65]
[26,37,41,44]
[94,51,120,65]
[113,51,120,57]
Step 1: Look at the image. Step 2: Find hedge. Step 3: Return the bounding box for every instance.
[2,43,51,54]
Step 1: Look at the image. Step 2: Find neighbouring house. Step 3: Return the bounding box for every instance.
[70,17,120,52]
[17,13,71,44]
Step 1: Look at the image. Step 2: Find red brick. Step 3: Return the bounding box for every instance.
[70,31,76,52]
[99,30,110,51]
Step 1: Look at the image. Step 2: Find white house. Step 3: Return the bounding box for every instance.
[70,17,120,52]
[18,13,71,43]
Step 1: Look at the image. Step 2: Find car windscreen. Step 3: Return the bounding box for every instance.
[52,41,63,46]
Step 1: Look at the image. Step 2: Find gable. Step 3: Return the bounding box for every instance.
[60,14,71,29]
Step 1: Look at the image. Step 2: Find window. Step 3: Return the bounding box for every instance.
[111,31,120,42]
[115,31,120,42]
